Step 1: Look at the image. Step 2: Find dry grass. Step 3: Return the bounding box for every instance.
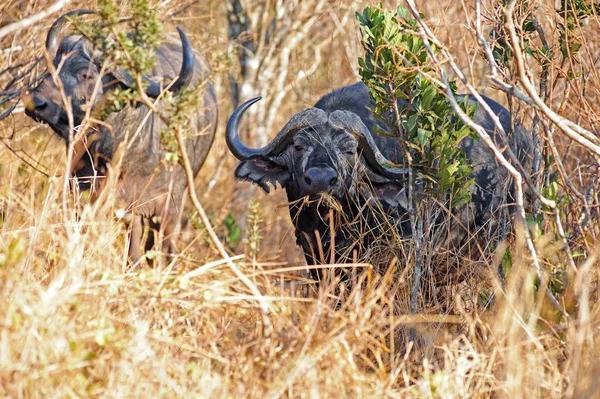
[1,0,599,397]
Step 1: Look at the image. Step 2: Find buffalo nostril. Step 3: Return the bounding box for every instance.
[34,98,46,109]
[303,167,338,192]
[33,97,47,110]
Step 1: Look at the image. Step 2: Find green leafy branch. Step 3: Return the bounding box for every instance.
[72,0,164,113]
[357,5,476,208]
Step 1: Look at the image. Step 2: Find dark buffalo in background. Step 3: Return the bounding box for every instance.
[23,10,218,262]
[226,82,532,280]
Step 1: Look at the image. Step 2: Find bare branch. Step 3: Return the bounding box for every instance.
[172,103,274,337]
[504,0,600,158]
[0,0,74,41]
[404,0,571,319]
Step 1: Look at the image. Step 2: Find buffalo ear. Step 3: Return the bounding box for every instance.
[372,182,407,209]
[362,168,407,208]
[235,156,290,193]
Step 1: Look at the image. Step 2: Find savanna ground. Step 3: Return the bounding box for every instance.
[1,0,599,397]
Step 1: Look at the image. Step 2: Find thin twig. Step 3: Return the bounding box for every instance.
[404,0,571,320]
[0,138,50,177]
[172,110,273,337]
[504,0,600,157]
[0,0,74,40]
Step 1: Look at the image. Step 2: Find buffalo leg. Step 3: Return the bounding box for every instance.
[173,188,188,237]
[145,217,158,254]
[129,214,143,264]
[162,219,178,258]
[145,218,177,262]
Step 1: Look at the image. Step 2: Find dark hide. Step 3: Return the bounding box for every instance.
[229,82,532,280]
[25,30,218,262]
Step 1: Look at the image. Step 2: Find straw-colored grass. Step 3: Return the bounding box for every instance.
[1,0,599,397]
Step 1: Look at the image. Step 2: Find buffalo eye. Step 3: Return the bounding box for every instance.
[294,144,305,152]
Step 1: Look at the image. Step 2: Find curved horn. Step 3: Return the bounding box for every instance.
[169,27,194,91]
[226,97,328,160]
[226,97,264,160]
[114,26,195,98]
[46,10,96,58]
[44,11,193,98]
[329,110,408,179]
[144,26,194,97]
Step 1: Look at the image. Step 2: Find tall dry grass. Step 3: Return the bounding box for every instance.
[0,0,599,397]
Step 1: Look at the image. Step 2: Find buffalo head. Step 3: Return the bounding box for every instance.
[227,97,408,199]
[23,10,194,141]
[227,96,412,266]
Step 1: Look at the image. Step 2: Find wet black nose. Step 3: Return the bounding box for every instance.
[23,93,61,126]
[24,94,47,117]
[303,167,338,194]
[32,96,47,110]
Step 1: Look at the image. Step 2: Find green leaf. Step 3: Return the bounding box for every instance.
[229,226,242,246]
[397,5,409,19]
[417,128,431,147]
[405,114,418,133]
[446,161,460,176]
[421,85,437,110]
[455,125,471,141]
[364,25,375,38]
[395,90,409,99]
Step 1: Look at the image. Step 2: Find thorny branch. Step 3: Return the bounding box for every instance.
[173,106,274,338]
[0,0,74,40]
[503,0,600,158]
[403,0,571,319]
[471,0,582,278]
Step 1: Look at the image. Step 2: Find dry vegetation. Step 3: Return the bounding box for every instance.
[0,0,599,397]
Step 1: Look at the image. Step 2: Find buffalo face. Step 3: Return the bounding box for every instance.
[236,121,359,202]
[24,36,102,140]
[24,10,195,142]
[228,99,408,203]
[227,86,533,277]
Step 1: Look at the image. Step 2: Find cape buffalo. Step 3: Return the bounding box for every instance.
[226,82,532,280]
[23,10,218,262]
